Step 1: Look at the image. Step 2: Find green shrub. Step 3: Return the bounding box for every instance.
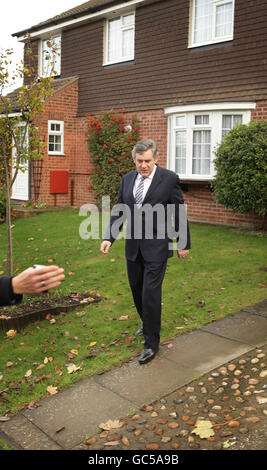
[87,110,139,207]
[212,120,267,216]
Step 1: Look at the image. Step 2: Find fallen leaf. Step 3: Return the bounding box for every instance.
[6,361,13,367]
[223,440,236,449]
[76,311,86,317]
[119,315,129,321]
[88,342,97,348]
[0,375,3,382]
[99,419,124,431]
[24,369,32,378]
[56,426,65,434]
[104,441,120,446]
[258,283,266,288]
[47,385,58,395]
[6,329,17,338]
[256,396,267,404]
[36,364,45,370]
[122,436,130,446]
[67,364,81,374]
[191,419,215,439]
[70,349,79,356]
[0,417,10,422]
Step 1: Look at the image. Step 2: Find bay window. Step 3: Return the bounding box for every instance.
[166,103,254,180]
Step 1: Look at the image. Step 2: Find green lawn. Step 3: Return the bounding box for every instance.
[0,208,266,416]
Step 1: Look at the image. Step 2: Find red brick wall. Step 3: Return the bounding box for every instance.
[33,79,94,208]
[31,93,266,228]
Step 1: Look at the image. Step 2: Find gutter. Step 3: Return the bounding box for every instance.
[12,0,145,38]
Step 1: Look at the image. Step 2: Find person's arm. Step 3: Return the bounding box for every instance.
[0,265,65,307]
[170,175,191,257]
[0,277,23,306]
[100,178,126,254]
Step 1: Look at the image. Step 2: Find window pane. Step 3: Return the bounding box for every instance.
[192,129,211,174]
[222,114,242,138]
[175,131,186,174]
[195,114,209,125]
[194,0,213,43]
[122,13,134,25]
[216,2,233,38]
[122,28,134,58]
[108,18,121,62]
[176,115,185,127]
[233,114,242,126]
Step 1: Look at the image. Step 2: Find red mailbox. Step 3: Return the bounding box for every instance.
[50,170,69,194]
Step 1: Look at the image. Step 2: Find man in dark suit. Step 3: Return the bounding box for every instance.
[101,139,190,364]
[0,265,65,306]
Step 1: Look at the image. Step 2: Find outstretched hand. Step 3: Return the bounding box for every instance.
[12,265,65,295]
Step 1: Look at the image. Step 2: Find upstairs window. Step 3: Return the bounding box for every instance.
[105,12,135,65]
[190,0,234,47]
[40,35,61,77]
[48,121,64,155]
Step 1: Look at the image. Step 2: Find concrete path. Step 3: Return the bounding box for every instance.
[0,300,266,450]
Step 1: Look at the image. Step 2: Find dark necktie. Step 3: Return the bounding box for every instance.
[135,176,145,208]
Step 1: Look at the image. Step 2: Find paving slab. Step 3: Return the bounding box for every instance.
[95,354,194,406]
[21,377,138,449]
[96,330,252,407]
[243,299,267,318]
[159,329,253,375]
[0,414,62,450]
[201,310,267,346]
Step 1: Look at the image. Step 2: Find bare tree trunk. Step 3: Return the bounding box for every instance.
[3,154,12,276]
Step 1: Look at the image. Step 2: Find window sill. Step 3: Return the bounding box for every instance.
[179,176,214,182]
[48,153,65,157]
[103,58,134,68]
[188,37,233,50]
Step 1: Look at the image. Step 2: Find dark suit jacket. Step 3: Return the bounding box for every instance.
[104,165,191,262]
[0,277,23,306]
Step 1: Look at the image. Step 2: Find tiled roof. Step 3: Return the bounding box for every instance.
[12,0,133,36]
[2,76,79,112]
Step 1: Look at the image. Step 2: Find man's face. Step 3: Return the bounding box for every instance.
[134,149,157,177]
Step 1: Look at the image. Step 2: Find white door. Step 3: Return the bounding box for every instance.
[11,123,29,201]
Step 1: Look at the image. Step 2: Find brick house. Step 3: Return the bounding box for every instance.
[8,0,267,226]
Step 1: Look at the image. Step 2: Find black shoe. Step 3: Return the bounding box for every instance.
[134,325,143,336]
[138,348,158,365]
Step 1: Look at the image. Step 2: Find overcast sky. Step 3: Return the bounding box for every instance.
[0,0,85,93]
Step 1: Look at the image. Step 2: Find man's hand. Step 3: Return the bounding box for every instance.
[100,240,112,254]
[177,249,189,259]
[12,265,65,295]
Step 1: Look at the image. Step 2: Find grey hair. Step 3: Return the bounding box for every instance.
[132,139,158,159]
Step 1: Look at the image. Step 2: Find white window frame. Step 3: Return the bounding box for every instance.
[104,11,135,65]
[48,120,64,155]
[39,35,61,77]
[166,103,255,180]
[189,0,235,48]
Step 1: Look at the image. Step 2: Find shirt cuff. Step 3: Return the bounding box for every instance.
[9,278,23,305]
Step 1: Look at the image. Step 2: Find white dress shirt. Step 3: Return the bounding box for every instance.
[133,165,157,202]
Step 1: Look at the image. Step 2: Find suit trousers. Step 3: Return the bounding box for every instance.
[127,250,167,351]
